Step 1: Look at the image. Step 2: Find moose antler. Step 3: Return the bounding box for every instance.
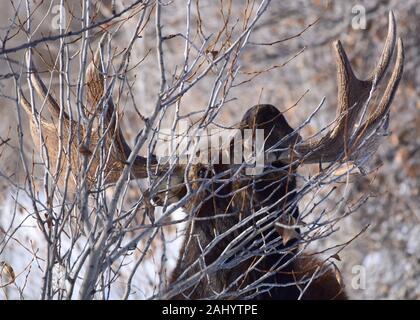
[19,11,404,192]
[19,37,153,191]
[276,11,404,165]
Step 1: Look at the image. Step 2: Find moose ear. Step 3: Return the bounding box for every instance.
[239,104,283,130]
[239,104,301,152]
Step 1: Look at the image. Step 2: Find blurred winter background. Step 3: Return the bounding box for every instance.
[0,0,418,299]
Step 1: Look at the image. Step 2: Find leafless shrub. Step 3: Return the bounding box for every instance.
[0,0,409,300]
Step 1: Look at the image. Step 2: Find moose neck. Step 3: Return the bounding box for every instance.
[169,162,301,299]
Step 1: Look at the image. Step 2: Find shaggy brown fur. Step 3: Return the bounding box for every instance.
[168,105,346,300]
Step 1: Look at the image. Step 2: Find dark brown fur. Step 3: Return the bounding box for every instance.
[168,105,346,300]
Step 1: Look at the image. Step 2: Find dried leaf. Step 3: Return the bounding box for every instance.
[334,267,343,287]
[0,261,16,284]
[331,253,341,261]
[46,216,54,230]
[275,216,300,246]
[332,162,359,176]
[281,228,300,246]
